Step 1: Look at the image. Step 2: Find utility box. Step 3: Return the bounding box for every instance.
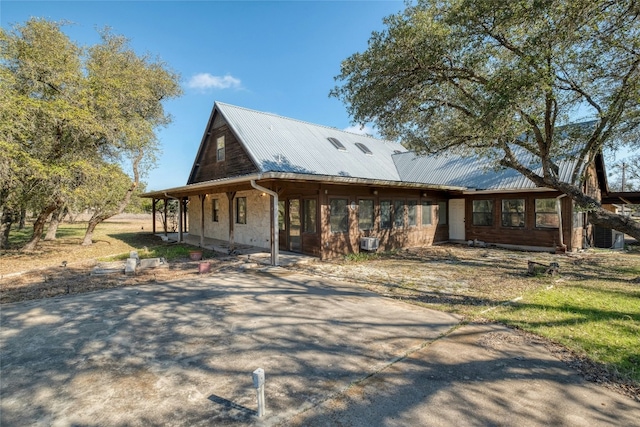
[594,226,625,249]
[360,237,379,251]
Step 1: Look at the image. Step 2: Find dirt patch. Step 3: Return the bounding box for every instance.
[0,256,251,304]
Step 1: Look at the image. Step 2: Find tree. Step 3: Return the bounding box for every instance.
[0,19,181,250]
[332,0,640,240]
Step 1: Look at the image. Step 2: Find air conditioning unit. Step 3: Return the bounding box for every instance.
[360,237,379,251]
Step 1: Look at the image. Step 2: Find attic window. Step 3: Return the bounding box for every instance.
[327,137,347,151]
[355,142,373,155]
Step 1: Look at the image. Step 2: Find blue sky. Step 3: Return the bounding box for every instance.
[2,0,405,191]
[2,1,636,191]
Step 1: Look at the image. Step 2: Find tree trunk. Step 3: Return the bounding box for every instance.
[18,205,26,230]
[587,208,640,241]
[501,158,640,242]
[44,205,66,241]
[80,149,143,246]
[0,208,14,249]
[81,215,104,246]
[22,201,62,251]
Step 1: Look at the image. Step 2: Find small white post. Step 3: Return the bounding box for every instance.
[252,368,266,417]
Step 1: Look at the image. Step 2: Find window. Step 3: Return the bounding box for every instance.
[278,200,285,230]
[437,201,447,225]
[394,200,405,228]
[303,199,317,233]
[380,200,392,229]
[535,198,558,228]
[236,197,247,224]
[573,203,584,229]
[422,201,433,226]
[330,199,349,233]
[358,199,374,230]
[355,142,373,155]
[501,199,525,227]
[211,199,219,222]
[216,136,225,161]
[327,137,347,151]
[472,200,493,226]
[407,200,418,226]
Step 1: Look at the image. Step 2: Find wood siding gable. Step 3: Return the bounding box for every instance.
[188,108,259,184]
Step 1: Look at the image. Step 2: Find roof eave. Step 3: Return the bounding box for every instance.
[140,172,467,199]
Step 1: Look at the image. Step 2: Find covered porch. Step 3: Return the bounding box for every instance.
[154,232,315,267]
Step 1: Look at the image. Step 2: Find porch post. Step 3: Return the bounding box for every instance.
[227,191,236,252]
[163,199,168,235]
[271,193,279,266]
[152,198,157,234]
[200,194,205,248]
[178,196,184,243]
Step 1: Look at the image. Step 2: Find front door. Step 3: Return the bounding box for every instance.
[449,199,466,241]
[289,199,301,252]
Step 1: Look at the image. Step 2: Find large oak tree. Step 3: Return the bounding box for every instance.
[332,0,640,240]
[0,19,181,250]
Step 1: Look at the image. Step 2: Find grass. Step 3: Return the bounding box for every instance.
[99,244,217,262]
[323,245,640,386]
[488,281,640,382]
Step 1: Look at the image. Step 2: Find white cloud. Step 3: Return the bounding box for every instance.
[187,73,242,90]
[343,124,375,136]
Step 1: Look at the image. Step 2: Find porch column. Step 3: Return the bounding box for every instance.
[178,197,183,243]
[200,194,205,248]
[152,198,157,234]
[227,191,236,251]
[163,199,168,236]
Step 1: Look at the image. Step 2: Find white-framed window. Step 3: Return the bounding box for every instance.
[216,136,225,161]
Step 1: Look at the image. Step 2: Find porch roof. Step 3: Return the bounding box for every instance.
[140,171,467,199]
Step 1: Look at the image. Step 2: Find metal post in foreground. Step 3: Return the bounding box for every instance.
[252,368,266,417]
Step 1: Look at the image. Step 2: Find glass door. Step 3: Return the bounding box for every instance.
[289,199,301,252]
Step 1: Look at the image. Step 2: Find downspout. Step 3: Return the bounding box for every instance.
[250,180,279,266]
[164,192,183,243]
[556,194,567,252]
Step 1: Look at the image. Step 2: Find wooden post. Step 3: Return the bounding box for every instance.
[178,196,183,243]
[152,198,157,234]
[183,198,188,233]
[163,199,168,236]
[227,191,236,252]
[200,194,205,248]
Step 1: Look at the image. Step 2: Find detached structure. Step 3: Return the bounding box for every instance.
[142,102,612,264]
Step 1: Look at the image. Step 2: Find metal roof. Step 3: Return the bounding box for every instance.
[393,150,578,191]
[215,102,407,181]
[164,102,585,197]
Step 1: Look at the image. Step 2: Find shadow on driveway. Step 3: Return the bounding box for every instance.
[2,270,638,426]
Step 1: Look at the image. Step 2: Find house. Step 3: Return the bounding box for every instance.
[141,102,608,264]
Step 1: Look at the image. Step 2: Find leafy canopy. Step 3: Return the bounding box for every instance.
[332,0,639,187]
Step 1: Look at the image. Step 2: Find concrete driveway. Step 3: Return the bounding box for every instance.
[1,269,638,426]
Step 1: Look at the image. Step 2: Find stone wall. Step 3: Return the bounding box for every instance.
[188,190,271,249]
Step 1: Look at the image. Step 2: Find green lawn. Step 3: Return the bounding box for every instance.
[486,270,640,382]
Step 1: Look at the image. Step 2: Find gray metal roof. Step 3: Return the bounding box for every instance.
[201,102,579,192]
[215,102,407,181]
[393,150,578,191]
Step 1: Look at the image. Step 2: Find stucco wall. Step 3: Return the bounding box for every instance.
[188,190,271,249]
